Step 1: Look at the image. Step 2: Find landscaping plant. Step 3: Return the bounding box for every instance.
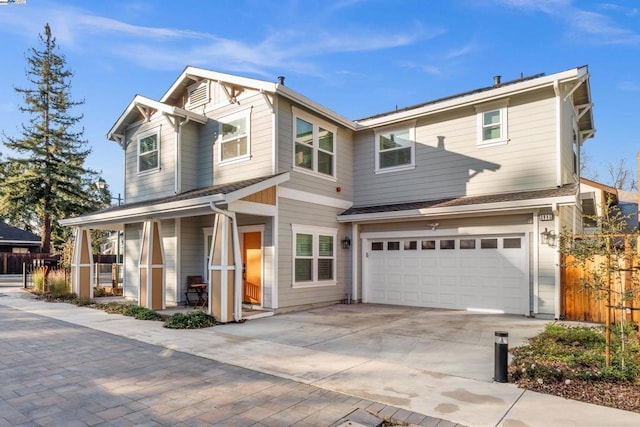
[163,311,218,329]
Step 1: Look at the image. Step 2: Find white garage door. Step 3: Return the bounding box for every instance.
[365,235,528,314]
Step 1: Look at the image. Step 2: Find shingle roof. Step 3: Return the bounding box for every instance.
[339,184,578,216]
[94,174,284,215]
[0,222,40,243]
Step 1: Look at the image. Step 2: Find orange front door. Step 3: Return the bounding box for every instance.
[242,231,262,305]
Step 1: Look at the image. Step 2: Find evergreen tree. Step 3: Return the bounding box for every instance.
[0,24,107,253]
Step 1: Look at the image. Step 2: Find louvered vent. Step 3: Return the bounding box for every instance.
[187,82,209,108]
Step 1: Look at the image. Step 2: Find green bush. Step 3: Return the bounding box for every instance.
[123,305,162,321]
[164,311,218,329]
[48,270,70,297]
[510,323,640,384]
[96,302,128,314]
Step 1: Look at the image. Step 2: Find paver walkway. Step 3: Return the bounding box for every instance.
[0,305,454,426]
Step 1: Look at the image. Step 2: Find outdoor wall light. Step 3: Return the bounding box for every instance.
[341,236,351,249]
[540,228,556,247]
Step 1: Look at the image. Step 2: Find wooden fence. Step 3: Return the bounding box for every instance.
[561,236,639,324]
[0,253,120,275]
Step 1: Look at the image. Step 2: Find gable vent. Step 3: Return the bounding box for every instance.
[187,81,209,109]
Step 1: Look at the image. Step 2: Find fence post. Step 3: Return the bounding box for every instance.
[22,262,27,288]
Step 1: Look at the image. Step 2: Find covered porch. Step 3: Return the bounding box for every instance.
[60,173,289,323]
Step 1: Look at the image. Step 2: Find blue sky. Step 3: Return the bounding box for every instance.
[0,0,638,196]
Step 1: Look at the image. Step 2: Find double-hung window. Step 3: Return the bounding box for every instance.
[293,107,336,178]
[292,225,336,287]
[138,128,160,173]
[374,123,415,173]
[476,100,509,147]
[218,109,250,164]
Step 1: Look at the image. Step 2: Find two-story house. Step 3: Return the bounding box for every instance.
[60,65,594,321]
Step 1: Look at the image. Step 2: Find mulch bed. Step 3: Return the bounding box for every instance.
[514,378,640,413]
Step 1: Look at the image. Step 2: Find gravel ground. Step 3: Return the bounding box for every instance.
[514,378,640,413]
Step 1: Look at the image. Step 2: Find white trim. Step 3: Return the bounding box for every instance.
[137,126,161,175]
[338,195,577,223]
[357,67,587,128]
[351,223,359,303]
[228,200,278,217]
[360,224,532,240]
[374,122,416,173]
[291,224,337,288]
[239,225,265,309]
[533,212,540,314]
[554,207,561,319]
[555,80,562,187]
[475,99,509,148]
[272,191,279,309]
[292,106,338,178]
[217,107,252,165]
[279,187,352,209]
[175,218,181,305]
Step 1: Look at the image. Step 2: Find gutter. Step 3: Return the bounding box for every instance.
[337,195,577,223]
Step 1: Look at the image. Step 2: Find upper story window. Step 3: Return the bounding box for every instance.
[138,128,160,173]
[476,100,509,147]
[218,109,250,164]
[292,106,336,178]
[292,224,336,287]
[374,123,415,173]
[186,81,210,109]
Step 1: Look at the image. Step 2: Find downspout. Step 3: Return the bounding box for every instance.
[554,80,562,187]
[552,202,561,319]
[351,223,359,303]
[210,202,243,322]
[532,212,539,315]
[174,116,190,194]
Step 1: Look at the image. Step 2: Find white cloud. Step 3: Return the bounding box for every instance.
[618,81,640,92]
[496,0,640,45]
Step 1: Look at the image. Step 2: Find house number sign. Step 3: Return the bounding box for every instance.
[540,214,554,221]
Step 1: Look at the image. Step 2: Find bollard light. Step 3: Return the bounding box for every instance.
[494,331,509,383]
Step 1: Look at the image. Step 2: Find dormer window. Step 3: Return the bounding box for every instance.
[187,81,209,109]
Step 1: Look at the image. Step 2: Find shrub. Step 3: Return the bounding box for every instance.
[96,302,128,314]
[33,267,45,291]
[48,270,70,297]
[510,323,640,384]
[164,311,218,329]
[122,305,162,321]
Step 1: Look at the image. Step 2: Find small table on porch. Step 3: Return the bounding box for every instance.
[186,283,207,309]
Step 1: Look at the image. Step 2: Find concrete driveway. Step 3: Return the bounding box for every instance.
[219,304,551,382]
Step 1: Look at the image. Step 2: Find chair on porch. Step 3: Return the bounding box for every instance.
[185,275,207,309]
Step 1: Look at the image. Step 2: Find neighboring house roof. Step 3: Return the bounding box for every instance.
[0,222,41,246]
[60,173,290,228]
[580,178,638,232]
[338,184,579,222]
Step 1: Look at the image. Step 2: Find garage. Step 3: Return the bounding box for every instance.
[364,234,529,314]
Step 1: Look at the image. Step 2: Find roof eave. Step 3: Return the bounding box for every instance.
[337,194,577,223]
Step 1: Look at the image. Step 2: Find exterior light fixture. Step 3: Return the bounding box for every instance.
[341,236,351,249]
[95,177,107,190]
[540,228,556,247]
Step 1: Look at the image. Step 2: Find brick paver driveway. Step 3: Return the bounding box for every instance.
[0,305,449,427]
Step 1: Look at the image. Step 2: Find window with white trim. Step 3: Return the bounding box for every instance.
[476,101,508,147]
[137,128,160,173]
[293,107,336,177]
[218,110,250,163]
[374,124,415,172]
[292,225,336,287]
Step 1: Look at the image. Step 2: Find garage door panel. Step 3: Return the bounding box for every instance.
[365,235,527,314]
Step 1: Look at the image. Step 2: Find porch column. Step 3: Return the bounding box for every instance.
[71,227,94,299]
[139,220,165,310]
[208,211,242,323]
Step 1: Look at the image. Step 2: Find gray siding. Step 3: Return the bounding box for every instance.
[125,116,177,203]
[278,198,351,309]
[180,121,201,192]
[277,97,354,201]
[354,89,559,207]
[123,223,142,300]
[161,219,177,305]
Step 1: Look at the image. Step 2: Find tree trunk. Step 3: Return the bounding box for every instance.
[42,210,51,254]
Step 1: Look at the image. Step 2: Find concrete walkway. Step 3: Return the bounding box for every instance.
[1,284,640,426]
